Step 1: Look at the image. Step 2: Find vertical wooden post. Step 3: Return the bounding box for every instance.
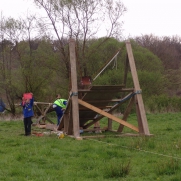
[126,41,150,135]
[94,121,101,133]
[63,113,69,134]
[69,38,81,139]
[117,96,135,132]
[108,118,112,131]
[68,110,73,135]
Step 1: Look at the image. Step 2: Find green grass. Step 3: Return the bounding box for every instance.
[1,113,181,180]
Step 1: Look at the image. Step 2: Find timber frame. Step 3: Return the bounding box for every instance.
[58,38,151,139]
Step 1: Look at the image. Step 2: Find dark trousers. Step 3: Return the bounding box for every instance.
[24,117,32,135]
[57,114,63,126]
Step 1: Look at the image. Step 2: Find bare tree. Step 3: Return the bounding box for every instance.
[135,34,181,96]
[0,16,23,115]
[0,14,56,115]
[33,0,126,77]
[135,34,181,70]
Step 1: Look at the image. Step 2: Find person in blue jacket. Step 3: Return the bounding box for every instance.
[21,93,34,136]
[0,98,5,113]
[53,94,67,126]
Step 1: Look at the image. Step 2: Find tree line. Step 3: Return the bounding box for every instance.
[0,0,127,116]
[0,0,181,116]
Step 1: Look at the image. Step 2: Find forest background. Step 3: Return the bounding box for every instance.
[0,0,181,117]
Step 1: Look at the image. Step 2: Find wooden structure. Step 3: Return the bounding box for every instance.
[57,39,150,139]
[33,102,54,125]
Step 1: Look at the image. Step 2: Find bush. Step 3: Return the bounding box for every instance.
[146,95,181,113]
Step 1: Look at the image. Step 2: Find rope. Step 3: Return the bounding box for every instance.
[87,138,181,160]
[93,49,121,81]
[70,92,78,97]
[113,90,141,107]
[112,55,117,70]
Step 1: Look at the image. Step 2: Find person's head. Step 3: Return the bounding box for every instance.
[56,94,61,99]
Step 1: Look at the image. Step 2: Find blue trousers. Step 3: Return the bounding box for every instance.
[57,114,63,125]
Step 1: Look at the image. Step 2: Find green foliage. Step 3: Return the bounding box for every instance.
[87,37,123,78]
[146,95,181,113]
[92,40,165,99]
[130,41,166,97]
[138,70,166,98]
[93,40,167,114]
[94,69,123,85]
[131,40,163,73]
[0,34,180,116]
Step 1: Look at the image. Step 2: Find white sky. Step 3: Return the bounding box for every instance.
[0,0,181,38]
[121,0,181,38]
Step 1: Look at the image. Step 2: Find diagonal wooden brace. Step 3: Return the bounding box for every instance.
[78,99,139,132]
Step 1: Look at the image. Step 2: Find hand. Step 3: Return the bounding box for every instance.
[25,99,30,103]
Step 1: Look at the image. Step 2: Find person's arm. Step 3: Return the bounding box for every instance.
[21,97,25,107]
[53,104,57,108]
[29,93,33,106]
[63,100,67,106]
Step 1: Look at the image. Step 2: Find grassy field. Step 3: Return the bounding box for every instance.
[0,112,181,181]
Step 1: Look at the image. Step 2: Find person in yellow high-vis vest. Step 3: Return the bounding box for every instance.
[53,94,67,126]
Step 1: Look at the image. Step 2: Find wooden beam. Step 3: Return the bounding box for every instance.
[57,96,72,131]
[126,41,150,135]
[81,133,145,139]
[34,102,53,105]
[84,92,134,129]
[117,96,135,132]
[78,99,139,132]
[69,38,81,138]
[78,88,134,93]
[123,54,129,85]
[81,99,127,103]
[34,103,53,124]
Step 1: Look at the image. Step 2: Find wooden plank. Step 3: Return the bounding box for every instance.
[123,55,129,85]
[64,95,72,114]
[78,88,134,93]
[108,118,112,131]
[83,92,134,129]
[68,109,73,135]
[69,38,80,138]
[78,99,139,132]
[63,114,69,134]
[46,124,57,130]
[57,96,72,131]
[36,115,44,124]
[34,102,54,124]
[81,133,145,139]
[87,85,125,89]
[81,99,127,103]
[45,116,54,124]
[34,102,53,105]
[126,41,150,135]
[82,128,108,132]
[117,96,134,132]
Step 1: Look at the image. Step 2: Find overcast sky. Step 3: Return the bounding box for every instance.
[0,0,181,39]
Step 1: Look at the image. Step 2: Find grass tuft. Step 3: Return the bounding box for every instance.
[156,158,179,176]
[104,160,131,178]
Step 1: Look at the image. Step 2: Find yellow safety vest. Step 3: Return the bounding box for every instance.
[54,99,67,108]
